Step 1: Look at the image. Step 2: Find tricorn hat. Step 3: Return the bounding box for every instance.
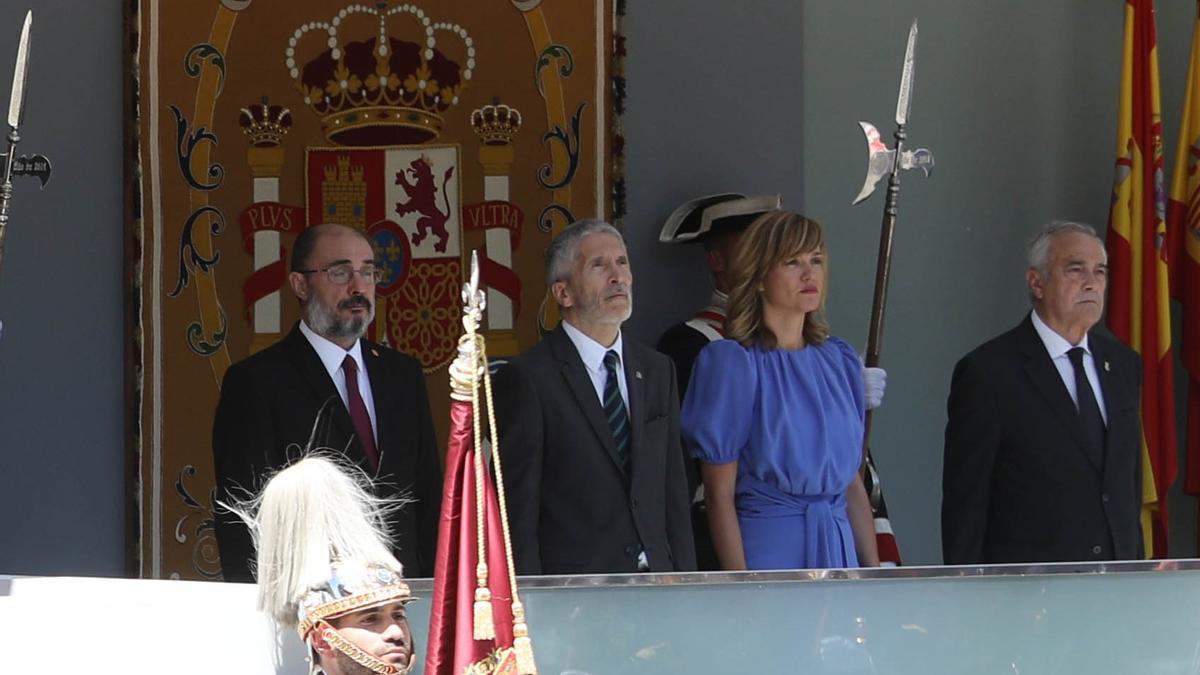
[658,193,782,244]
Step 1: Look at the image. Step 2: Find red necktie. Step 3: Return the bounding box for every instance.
[341,355,379,470]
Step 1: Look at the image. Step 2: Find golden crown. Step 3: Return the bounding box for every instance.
[238,99,293,147]
[470,99,522,146]
[286,3,475,147]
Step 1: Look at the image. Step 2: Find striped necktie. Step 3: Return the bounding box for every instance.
[602,350,631,468]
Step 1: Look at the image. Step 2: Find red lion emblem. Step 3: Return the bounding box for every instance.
[395,155,455,253]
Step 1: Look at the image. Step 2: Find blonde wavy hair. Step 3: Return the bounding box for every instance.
[724,210,831,348]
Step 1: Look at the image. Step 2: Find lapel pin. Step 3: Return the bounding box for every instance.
[635,371,643,380]
[1104,361,1110,372]
[371,348,380,357]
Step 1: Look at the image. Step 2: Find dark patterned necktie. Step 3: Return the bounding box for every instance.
[603,350,631,468]
[341,355,379,470]
[1067,347,1106,466]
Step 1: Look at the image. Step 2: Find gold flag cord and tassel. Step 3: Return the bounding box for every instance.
[471,328,495,640]
[482,345,536,673]
[456,251,537,674]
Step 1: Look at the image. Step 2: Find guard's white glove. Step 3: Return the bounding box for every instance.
[862,365,887,410]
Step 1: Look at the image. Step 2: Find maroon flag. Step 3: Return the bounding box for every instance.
[426,262,536,674]
[425,400,525,674]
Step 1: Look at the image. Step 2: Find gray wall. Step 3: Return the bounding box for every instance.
[0,0,125,575]
[3,0,1199,574]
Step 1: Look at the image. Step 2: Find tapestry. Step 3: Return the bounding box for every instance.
[127,0,622,579]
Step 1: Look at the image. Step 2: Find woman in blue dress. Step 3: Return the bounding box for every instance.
[681,210,879,570]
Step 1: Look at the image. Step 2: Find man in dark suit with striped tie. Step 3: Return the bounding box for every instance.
[494,219,696,575]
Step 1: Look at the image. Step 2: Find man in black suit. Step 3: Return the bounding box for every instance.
[212,223,442,581]
[942,221,1142,564]
[494,219,696,575]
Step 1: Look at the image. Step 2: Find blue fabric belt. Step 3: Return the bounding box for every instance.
[736,473,852,568]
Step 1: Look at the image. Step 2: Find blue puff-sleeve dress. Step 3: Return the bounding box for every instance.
[682,337,866,570]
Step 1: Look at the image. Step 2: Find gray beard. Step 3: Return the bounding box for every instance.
[304,297,374,343]
[577,293,633,327]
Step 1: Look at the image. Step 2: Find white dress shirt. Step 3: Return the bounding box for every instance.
[562,320,630,410]
[1030,310,1108,425]
[299,320,379,442]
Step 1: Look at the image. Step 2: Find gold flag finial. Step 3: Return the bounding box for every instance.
[449,251,486,401]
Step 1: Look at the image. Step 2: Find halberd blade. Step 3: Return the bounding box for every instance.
[853,121,896,205]
[8,11,31,129]
[895,19,917,126]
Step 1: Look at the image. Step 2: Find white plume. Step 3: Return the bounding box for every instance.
[229,453,404,628]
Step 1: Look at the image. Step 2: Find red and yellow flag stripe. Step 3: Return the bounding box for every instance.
[1167,3,1200,535]
[1106,0,1176,559]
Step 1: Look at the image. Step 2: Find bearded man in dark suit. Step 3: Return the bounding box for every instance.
[942,221,1142,565]
[494,219,696,575]
[212,223,442,581]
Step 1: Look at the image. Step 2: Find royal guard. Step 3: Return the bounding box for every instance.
[229,452,419,675]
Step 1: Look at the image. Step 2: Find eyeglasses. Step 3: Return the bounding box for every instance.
[296,263,384,285]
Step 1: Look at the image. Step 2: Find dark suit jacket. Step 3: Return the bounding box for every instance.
[212,323,442,580]
[942,314,1142,564]
[493,324,697,575]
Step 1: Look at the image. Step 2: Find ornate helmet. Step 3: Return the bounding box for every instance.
[233,455,416,674]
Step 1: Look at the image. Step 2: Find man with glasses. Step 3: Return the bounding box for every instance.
[212,223,442,582]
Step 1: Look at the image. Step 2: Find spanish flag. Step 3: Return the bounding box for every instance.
[1168,0,1200,550]
[1107,0,1176,559]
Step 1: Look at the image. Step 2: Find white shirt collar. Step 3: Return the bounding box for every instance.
[1030,309,1091,359]
[561,319,623,373]
[298,319,365,378]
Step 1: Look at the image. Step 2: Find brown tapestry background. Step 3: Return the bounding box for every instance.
[129,0,620,580]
